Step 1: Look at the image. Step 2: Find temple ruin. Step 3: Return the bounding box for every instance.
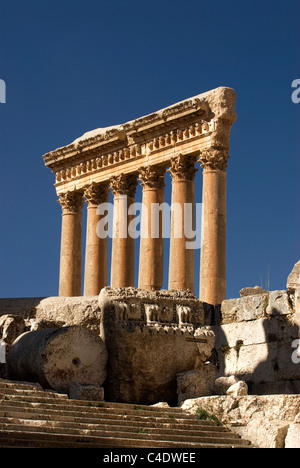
[43,86,236,306]
[1,87,300,448]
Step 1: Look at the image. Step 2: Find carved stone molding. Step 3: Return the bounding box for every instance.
[53,120,211,187]
[198,148,229,171]
[58,191,84,214]
[44,88,236,194]
[99,286,205,327]
[109,173,138,198]
[169,154,198,182]
[83,182,109,207]
[139,166,166,190]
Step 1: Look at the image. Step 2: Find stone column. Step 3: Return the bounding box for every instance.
[110,173,137,288]
[168,154,197,292]
[83,182,109,296]
[138,166,165,291]
[199,148,229,305]
[58,191,84,297]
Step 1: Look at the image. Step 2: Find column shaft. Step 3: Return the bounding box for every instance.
[138,166,165,291]
[168,155,197,291]
[110,174,137,288]
[199,149,228,305]
[58,191,83,297]
[83,183,109,296]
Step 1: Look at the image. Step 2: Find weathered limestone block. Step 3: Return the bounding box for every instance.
[213,318,282,385]
[151,402,170,408]
[176,365,216,405]
[245,418,290,448]
[221,293,269,323]
[213,375,239,395]
[194,328,215,362]
[0,298,43,319]
[0,296,101,334]
[99,287,212,405]
[223,342,278,383]
[226,381,248,396]
[34,296,101,332]
[277,341,300,381]
[295,288,300,328]
[287,260,300,291]
[69,382,104,401]
[266,290,293,316]
[7,326,107,393]
[0,315,26,350]
[285,413,300,448]
[239,286,268,297]
[29,318,65,331]
[215,288,300,393]
[214,318,278,349]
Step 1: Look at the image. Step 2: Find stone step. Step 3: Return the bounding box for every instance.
[0,421,248,446]
[0,417,239,441]
[0,396,203,421]
[0,379,45,391]
[0,380,190,415]
[1,393,182,413]
[0,429,251,449]
[0,430,250,448]
[0,387,68,400]
[0,409,229,432]
[0,401,217,429]
[0,379,253,448]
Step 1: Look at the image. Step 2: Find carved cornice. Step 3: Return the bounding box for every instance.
[139,166,166,190]
[198,148,229,171]
[83,182,109,207]
[58,191,84,214]
[49,119,214,187]
[109,173,138,198]
[169,154,198,181]
[43,95,209,165]
[43,88,236,189]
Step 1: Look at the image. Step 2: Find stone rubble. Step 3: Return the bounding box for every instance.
[287,260,300,291]
[181,394,300,448]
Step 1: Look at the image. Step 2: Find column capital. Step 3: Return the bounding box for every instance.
[139,165,165,190]
[169,154,198,182]
[83,182,109,207]
[58,190,84,214]
[198,147,229,171]
[109,173,138,198]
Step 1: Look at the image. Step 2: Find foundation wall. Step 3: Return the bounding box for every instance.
[2,285,299,398]
[208,288,300,394]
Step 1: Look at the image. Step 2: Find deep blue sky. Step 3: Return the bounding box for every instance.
[0,0,299,299]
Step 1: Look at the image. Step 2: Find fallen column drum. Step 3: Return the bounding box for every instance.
[6,326,107,393]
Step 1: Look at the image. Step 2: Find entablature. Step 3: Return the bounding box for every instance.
[43,87,236,194]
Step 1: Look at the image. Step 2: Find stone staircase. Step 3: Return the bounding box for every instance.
[0,379,252,448]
